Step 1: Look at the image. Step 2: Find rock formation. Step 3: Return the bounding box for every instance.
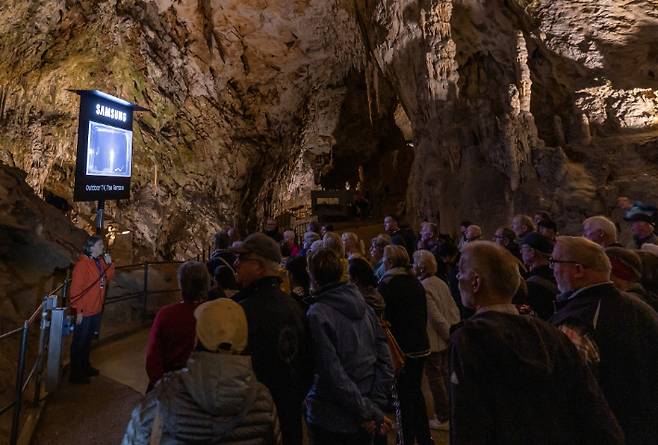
[1,0,657,256]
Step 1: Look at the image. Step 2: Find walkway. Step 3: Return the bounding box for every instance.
[31,327,448,444]
[31,330,149,445]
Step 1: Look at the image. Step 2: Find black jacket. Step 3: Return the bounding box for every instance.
[450,310,624,445]
[525,265,558,320]
[551,283,658,445]
[378,268,429,356]
[234,277,311,412]
[390,226,416,256]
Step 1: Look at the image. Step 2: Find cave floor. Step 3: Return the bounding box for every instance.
[31,329,448,444]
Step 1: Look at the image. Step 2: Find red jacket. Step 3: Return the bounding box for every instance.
[145,301,199,389]
[69,254,115,316]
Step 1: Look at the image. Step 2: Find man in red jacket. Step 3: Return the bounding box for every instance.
[69,235,115,383]
[144,261,209,391]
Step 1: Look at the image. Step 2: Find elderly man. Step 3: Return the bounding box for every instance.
[493,226,521,260]
[232,233,310,445]
[582,215,618,247]
[511,214,535,239]
[606,247,658,312]
[519,233,558,320]
[625,212,658,249]
[384,215,416,255]
[463,225,482,244]
[450,242,623,445]
[550,236,658,444]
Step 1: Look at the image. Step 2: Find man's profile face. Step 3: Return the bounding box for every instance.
[494,229,507,247]
[551,244,578,293]
[265,219,278,231]
[384,217,397,233]
[631,221,653,238]
[420,224,432,242]
[520,244,533,267]
[234,254,264,288]
[582,223,602,245]
[511,218,523,237]
[457,252,476,308]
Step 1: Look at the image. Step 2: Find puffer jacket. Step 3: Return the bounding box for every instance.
[121,352,281,445]
[305,282,393,433]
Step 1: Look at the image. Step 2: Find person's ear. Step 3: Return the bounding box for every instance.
[472,274,482,293]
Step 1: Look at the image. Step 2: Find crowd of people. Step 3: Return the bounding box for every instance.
[110,205,658,444]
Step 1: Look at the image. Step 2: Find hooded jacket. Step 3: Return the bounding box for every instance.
[450,310,624,445]
[122,352,281,445]
[305,282,393,433]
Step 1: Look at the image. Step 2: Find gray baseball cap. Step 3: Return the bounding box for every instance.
[230,233,282,263]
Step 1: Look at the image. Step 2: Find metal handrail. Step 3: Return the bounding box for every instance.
[1,258,185,445]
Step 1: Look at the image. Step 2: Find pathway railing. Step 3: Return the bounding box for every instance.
[0,259,185,445]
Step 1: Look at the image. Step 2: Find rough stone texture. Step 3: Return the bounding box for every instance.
[1,0,658,247]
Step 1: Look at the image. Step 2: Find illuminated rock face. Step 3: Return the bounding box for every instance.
[1,0,657,259]
[356,0,658,234]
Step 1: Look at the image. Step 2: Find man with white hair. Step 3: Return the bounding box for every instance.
[582,216,618,248]
[463,225,482,244]
[232,233,310,445]
[450,241,623,444]
[550,236,658,444]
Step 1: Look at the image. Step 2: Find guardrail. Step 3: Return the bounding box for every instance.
[0,259,185,445]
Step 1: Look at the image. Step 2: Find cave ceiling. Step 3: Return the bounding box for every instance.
[0,0,657,259]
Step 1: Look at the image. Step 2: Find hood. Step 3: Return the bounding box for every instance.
[309,282,367,320]
[460,312,561,384]
[181,352,256,416]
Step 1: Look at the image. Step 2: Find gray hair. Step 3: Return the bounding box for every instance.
[413,249,437,275]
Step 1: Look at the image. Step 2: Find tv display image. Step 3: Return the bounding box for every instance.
[85,121,132,177]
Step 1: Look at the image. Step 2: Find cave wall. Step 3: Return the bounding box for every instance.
[356,0,658,235]
[1,0,658,257]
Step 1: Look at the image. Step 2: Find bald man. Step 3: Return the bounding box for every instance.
[449,241,622,445]
[550,236,658,444]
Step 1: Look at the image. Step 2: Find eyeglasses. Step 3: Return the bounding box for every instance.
[548,258,581,268]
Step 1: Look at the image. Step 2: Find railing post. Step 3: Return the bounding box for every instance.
[10,321,29,445]
[142,262,149,321]
[33,297,50,405]
[61,268,71,308]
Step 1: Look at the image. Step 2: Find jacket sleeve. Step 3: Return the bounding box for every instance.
[449,332,495,445]
[308,311,384,422]
[121,391,158,445]
[145,311,165,386]
[425,284,451,341]
[368,314,394,410]
[69,259,86,311]
[563,335,625,444]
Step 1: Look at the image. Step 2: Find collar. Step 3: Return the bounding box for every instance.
[557,281,613,302]
[475,304,519,316]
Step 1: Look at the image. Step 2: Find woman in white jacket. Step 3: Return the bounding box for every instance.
[413,250,460,431]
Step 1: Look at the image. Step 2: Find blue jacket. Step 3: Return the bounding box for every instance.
[305,283,393,433]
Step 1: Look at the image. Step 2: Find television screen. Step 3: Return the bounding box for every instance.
[85,121,132,177]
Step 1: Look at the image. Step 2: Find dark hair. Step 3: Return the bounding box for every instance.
[438,242,459,259]
[82,235,103,256]
[537,219,558,231]
[178,261,210,301]
[213,265,238,290]
[348,257,377,287]
[322,224,334,232]
[534,211,552,223]
[384,215,398,223]
[499,227,516,243]
[307,248,343,287]
[213,231,231,250]
[460,220,473,229]
[286,256,310,293]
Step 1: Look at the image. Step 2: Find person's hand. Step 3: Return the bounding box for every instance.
[76,313,83,325]
[103,253,112,265]
[378,416,393,435]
